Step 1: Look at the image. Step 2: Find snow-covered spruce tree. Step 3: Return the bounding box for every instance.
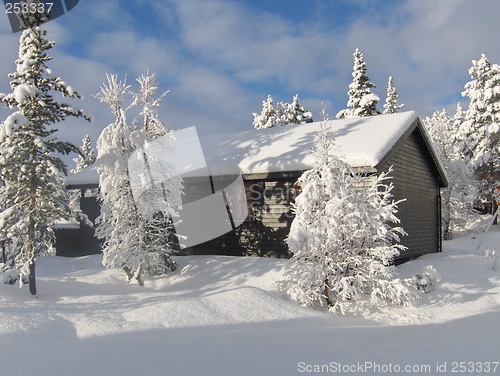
[95,74,182,285]
[383,76,404,114]
[461,54,500,218]
[95,74,147,284]
[281,94,314,125]
[0,7,91,295]
[252,95,283,129]
[336,48,380,119]
[424,107,478,239]
[132,70,170,139]
[71,134,96,173]
[280,111,410,314]
[253,94,313,128]
[131,70,182,274]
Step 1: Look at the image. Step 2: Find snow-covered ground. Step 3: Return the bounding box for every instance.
[1,223,500,375]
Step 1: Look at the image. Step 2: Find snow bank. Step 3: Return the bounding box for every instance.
[1,226,500,375]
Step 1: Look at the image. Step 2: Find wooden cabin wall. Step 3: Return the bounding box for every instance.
[181,176,296,257]
[55,187,102,256]
[378,126,441,260]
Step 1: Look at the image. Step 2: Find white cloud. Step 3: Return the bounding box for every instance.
[3,0,500,162]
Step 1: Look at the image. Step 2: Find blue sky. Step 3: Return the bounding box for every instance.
[1,0,500,169]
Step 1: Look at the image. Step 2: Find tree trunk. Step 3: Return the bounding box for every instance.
[1,240,5,264]
[489,162,497,225]
[442,220,451,240]
[493,199,498,226]
[28,156,37,296]
[28,259,37,296]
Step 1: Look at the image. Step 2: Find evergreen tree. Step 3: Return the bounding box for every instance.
[131,70,182,274]
[281,94,313,125]
[132,70,170,139]
[253,94,313,129]
[383,76,404,114]
[252,95,283,129]
[424,107,478,239]
[336,48,379,119]
[461,54,500,218]
[95,74,181,285]
[0,7,91,295]
[280,111,410,314]
[95,74,145,284]
[72,134,96,173]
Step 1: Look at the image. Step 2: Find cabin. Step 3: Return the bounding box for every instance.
[57,111,447,262]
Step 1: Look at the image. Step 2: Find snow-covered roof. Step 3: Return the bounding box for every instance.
[66,111,424,185]
[203,111,419,176]
[66,166,99,187]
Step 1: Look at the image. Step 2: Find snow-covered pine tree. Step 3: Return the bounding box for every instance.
[71,134,96,173]
[424,107,478,239]
[383,76,404,114]
[133,70,170,139]
[280,110,410,314]
[336,48,380,119]
[461,54,500,219]
[281,94,314,125]
[95,74,147,285]
[95,73,182,284]
[0,4,91,295]
[131,70,182,274]
[252,95,283,129]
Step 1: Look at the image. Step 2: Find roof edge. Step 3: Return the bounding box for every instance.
[377,117,448,187]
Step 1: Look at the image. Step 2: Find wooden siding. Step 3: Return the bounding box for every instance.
[249,179,295,257]
[55,192,102,257]
[378,125,441,259]
[182,177,295,257]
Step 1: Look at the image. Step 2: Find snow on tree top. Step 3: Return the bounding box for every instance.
[67,111,419,184]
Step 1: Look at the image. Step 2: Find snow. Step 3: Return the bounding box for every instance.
[1,221,500,375]
[13,83,37,105]
[66,166,99,186]
[1,112,27,137]
[67,111,420,184]
[204,111,418,175]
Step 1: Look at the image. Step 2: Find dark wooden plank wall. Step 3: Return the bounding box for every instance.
[55,189,102,256]
[378,126,441,260]
[182,177,295,257]
[246,178,295,257]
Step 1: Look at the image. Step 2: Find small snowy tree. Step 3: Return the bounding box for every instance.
[72,134,96,173]
[461,54,500,218]
[424,107,478,239]
[252,95,283,129]
[253,94,313,129]
[336,48,380,119]
[281,94,313,125]
[0,5,91,295]
[280,111,410,314]
[383,76,404,114]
